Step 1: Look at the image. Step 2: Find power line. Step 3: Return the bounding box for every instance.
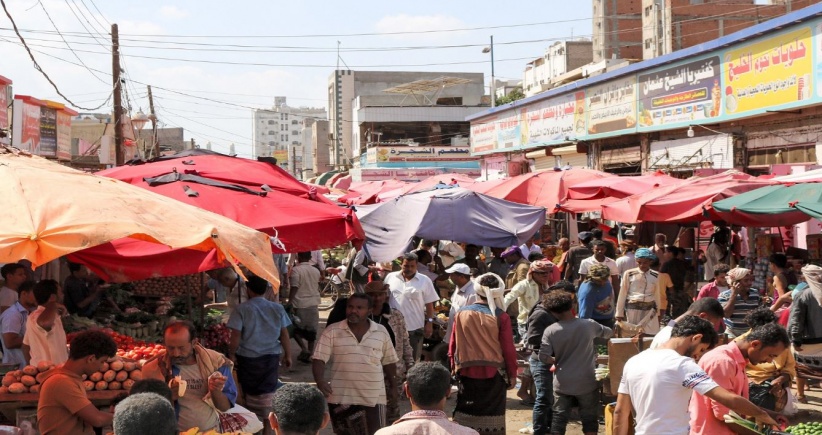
[75,0,109,34]
[61,0,108,51]
[0,0,111,110]
[37,0,106,84]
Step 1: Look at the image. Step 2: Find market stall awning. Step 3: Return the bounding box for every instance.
[600,170,778,224]
[711,183,822,227]
[101,152,333,204]
[356,187,546,262]
[339,180,410,205]
[465,167,614,210]
[0,148,278,285]
[774,169,822,183]
[376,173,479,202]
[95,171,363,253]
[566,171,682,200]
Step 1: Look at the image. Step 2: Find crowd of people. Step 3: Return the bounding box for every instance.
[0,224,820,435]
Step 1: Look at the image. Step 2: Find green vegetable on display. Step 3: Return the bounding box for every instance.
[785,422,822,435]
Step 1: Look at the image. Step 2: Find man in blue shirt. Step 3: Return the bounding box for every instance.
[0,280,36,368]
[228,275,292,434]
[577,264,616,329]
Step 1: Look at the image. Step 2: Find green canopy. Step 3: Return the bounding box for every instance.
[712,183,822,226]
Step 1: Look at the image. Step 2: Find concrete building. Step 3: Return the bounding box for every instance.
[331,72,487,181]
[137,127,185,155]
[594,0,821,62]
[523,40,594,97]
[642,0,821,59]
[328,70,486,175]
[311,120,333,176]
[251,97,326,176]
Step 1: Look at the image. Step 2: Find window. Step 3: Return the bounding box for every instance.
[268,120,275,125]
[268,141,275,146]
[285,114,289,120]
[645,39,652,49]
[268,130,275,135]
[292,130,299,135]
[291,120,298,125]
[281,135,285,141]
[292,141,299,145]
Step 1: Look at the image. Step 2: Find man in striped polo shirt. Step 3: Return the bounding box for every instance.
[718,267,762,338]
[312,293,399,435]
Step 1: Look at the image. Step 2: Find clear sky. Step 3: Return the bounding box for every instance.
[0,0,591,157]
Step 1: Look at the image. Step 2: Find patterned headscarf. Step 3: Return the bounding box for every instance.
[726,267,752,284]
[529,260,554,274]
[588,264,611,281]
[474,273,506,317]
[635,248,657,261]
[801,264,822,306]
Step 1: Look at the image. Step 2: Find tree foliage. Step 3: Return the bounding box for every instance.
[496,87,525,105]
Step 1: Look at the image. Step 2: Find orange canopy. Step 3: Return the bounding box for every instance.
[0,148,279,286]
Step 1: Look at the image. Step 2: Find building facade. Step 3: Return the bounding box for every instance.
[594,0,820,62]
[251,97,326,177]
[524,40,594,97]
[329,71,487,181]
[469,2,822,181]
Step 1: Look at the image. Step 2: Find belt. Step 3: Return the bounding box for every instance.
[626,301,656,310]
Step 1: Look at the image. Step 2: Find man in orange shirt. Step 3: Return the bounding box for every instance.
[37,329,118,435]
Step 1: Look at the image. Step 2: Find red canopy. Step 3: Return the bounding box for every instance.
[558,171,684,213]
[567,171,682,200]
[339,180,409,205]
[600,171,778,223]
[99,154,334,204]
[68,240,226,283]
[467,168,614,209]
[376,173,479,202]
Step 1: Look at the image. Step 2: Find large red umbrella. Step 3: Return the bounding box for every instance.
[105,172,363,251]
[558,171,684,213]
[601,171,778,223]
[99,153,333,204]
[467,168,614,209]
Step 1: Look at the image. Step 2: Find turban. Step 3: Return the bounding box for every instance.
[801,264,822,306]
[501,246,521,258]
[588,264,611,281]
[530,260,554,274]
[635,248,656,260]
[726,267,751,284]
[475,273,506,317]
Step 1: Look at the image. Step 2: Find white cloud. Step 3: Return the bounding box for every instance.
[375,14,466,40]
[159,5,189,20]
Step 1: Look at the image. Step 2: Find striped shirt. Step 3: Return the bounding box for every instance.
[718,289,761,338]
[312,319,399,407]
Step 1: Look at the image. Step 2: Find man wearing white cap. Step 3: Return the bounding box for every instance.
[443,263,476,345]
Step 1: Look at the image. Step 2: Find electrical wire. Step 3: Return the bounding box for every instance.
[0,0,111,110]
[37,0,107,84]
[75,0,109,34]
[61,0,108,51]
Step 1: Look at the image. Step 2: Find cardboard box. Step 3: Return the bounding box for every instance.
[608,337,655,394]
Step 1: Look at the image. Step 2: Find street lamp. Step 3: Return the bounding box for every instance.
[131,110,149,159]
[483,36,496,108]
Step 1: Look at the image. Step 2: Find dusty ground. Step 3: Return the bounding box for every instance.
[280,309,822,435]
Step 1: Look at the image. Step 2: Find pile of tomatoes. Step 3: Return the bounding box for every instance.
[67,328,165,361]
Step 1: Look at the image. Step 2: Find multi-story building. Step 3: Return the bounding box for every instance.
[523,40,594,97]
[311,120,334,176]
[251,98,326,176]
[594,0,821,62]
[328,71,487,181]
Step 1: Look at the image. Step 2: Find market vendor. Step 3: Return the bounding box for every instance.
[142,321,238,432]
[64,262,121,318]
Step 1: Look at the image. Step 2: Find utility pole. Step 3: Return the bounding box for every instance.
[147,85,158,159]
[292,146,298,178]
[112,24,123,166]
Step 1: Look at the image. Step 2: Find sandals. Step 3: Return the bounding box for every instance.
[797,395,808,404]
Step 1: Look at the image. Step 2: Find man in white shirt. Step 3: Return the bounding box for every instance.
[0,263,27,314]
[438,241,465,268]
[520,234,542,261]
[287,252,322,363]
[650,297,725,351]
[613,316,777,435]
[22,280,69,366]
[442,264,476,344]
[385,253,439,360]
[579,240,620,291]
[615,241,637,277]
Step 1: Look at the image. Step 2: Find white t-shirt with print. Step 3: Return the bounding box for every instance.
[578,256,619,276]
[618,348,719,435]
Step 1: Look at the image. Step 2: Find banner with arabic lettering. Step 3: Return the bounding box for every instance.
[723,25,812,117]
[470,114,498,154]
[524,91,585,145]
[366,145,473,163]
[637,56,722,131]
[585,76,637,137]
